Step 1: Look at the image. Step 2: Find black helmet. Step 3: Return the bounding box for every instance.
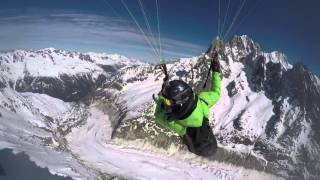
[161,80,197,120]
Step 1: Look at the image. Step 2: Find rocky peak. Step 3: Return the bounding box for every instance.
[224,35,262,61]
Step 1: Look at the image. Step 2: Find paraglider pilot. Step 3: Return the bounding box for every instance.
[153,51,221,157]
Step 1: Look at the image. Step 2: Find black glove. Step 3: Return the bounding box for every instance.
[207,51,220,73]
[210,58,221,73]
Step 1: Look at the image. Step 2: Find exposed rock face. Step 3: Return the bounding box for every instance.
[14,74,106,102]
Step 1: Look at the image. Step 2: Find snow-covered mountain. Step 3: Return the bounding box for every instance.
[0,35,319,179]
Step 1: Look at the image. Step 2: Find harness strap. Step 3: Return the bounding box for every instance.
[160,63,169,82]
[203,52,218,89]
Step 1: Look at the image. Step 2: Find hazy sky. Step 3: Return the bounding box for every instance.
[0,0,319,75]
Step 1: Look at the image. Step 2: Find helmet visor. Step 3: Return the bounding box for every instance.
[164,98,173,106]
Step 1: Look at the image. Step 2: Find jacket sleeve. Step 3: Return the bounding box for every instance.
[154,97,186,136]
[198,72,221,108]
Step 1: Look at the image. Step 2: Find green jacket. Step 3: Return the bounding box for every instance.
[154,72,221,136]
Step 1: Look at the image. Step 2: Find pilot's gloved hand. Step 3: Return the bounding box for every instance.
[210,58,221,73]
[205,51,220,73]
